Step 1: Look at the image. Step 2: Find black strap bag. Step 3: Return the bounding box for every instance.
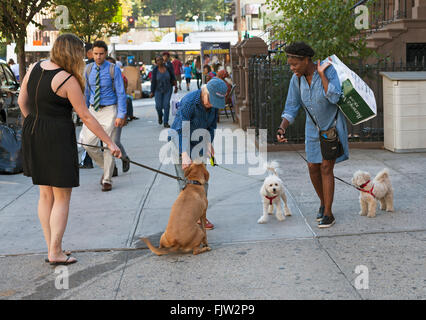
[299,77,343,161]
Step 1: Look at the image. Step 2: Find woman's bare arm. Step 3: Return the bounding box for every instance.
[17,63,36,118]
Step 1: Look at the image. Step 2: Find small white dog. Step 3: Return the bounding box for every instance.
[258,162,292,224]
[351,168,394,218]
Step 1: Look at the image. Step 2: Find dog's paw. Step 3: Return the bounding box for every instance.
[284,208,292,216]
[386,207,394,212]
[367,213,376,218]
[359,211,367,216]
[257,216,268,224]
[276,212,285,221]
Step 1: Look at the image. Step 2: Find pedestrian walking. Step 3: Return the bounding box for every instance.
[162,51,178,94]
[17,34,121,265]
[150,55,176,128]
[193,56,202,89]
[184,62,192,91]
[8,59,20,81]
[172,55,183,91]
[79,40,128,192]
[276,42,349,228]
[169,77,228,230]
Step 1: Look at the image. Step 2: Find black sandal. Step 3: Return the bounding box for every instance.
[45,251,72,263]
[49,256,77,266]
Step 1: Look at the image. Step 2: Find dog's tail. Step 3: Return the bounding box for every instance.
[375,168,390,183]
[266,160,280,176]
[142,237,177,256]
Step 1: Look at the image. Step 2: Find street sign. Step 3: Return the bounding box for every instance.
[159,15,176,28]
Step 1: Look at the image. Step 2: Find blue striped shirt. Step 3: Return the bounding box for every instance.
[169,89,218,155]
[84,61,127,119]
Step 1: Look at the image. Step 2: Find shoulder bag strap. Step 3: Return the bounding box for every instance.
[298,76,321,132]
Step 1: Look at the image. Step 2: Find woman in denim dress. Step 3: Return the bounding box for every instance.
[277,42,349,228]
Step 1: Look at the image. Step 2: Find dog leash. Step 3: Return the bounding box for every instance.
[209,156,264,182]
[282,142,363,192]
[77,142,186,182]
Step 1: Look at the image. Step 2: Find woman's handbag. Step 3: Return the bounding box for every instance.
[299,77,344,161]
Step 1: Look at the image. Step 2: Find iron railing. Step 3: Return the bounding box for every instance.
[248,55,426,144]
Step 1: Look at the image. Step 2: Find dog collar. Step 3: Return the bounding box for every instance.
[183,179,204,190]
[359,180,370,189]
[358,180,376,198]
[265,195,278,205]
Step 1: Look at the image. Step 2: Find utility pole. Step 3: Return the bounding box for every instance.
[236,0,241,42]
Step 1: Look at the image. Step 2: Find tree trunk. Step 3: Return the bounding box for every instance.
[16,38,26,82]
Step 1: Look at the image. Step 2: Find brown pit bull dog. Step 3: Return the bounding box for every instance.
[142,162,211,255]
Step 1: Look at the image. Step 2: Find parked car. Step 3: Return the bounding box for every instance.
[0,60,21,127]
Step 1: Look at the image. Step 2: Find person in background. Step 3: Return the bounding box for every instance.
[184,62,192,91]
[80,40,127,192]
[217,70,232,105]
[8,59,20,82]
[115,56,123,69]
[172,55,183,91]
[193,56,202,89]
[203,64,211,84]
[150,55,175,128]
[162,51,178,94]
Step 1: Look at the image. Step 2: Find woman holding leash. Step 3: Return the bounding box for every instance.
[276,42,349,228]
[18,34,121,265]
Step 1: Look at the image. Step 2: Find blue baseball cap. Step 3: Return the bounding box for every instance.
[206,77,228,109]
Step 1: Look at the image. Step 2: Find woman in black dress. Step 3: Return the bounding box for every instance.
[18,34,122,265]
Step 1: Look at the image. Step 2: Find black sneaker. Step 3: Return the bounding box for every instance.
[112,166,118,177]
[158,116,163,125]
[316,206,325,222]
[318,215,335,228]
[164,123,170,128]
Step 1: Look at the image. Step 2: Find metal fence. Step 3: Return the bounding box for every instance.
[248,55,426,144]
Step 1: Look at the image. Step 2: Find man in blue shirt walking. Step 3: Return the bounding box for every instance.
[79,40,127,192]
[169,77,228,229]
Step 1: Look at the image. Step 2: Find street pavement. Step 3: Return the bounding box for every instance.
[0,80,425,300]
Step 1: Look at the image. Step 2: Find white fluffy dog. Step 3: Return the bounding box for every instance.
[258,162,292,224]
[351,168,394,218]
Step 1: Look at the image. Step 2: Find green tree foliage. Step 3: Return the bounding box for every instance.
[54,0,128,43]
[266,0,374,62]
[137,0,231,21]
[0,0,52,79]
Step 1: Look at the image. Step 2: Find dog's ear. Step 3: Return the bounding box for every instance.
[260,182,267,196]
[203,165,210,183]
[184,164,193,178]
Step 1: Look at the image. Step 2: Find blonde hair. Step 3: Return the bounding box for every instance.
[50,33,85,91]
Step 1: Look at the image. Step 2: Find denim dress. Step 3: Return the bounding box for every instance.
[282,61,349,164]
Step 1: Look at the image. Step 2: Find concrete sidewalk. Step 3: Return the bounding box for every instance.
[0,80,425,300]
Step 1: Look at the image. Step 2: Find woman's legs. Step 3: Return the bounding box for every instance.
[38,186,54,252]
[48,187,75,262]
[163,88,173,125]
[308,159,336,217]
[308,163,325,207]
[155,91,164,123]
[320,159,336,217]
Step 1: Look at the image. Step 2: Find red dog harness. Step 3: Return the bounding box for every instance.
[358,180,376,198]
[265,195,278,205]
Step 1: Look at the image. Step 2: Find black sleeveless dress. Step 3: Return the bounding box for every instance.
[22,62,79,188]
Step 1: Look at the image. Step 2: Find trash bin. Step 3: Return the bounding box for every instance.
[380,72,426,153]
